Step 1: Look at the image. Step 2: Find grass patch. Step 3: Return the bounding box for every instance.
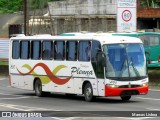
[148,68,160,88]
[148,68,160,81]
[0,61,8,65]
[0,65,8,76]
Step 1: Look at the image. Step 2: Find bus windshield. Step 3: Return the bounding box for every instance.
[103,43,147,80]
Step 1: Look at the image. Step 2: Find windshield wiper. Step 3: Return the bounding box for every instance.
[130,57,140,77]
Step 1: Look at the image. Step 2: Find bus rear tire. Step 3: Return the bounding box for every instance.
[34,79,44,97]
[84,83,94,102]
[121,96,131,101]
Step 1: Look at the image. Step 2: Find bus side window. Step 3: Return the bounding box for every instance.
[54,41,65,60]
[31,41,41,60]
[66,41,77,61]
[42,41,53,60]
[79,41,91,61]
[20,40,30,59]
[12,40,20,59]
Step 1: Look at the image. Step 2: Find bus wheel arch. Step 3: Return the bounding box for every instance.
[82,81,95,102]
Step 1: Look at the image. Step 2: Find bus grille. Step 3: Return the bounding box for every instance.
[121,90,139,96]
[118,85,141,88]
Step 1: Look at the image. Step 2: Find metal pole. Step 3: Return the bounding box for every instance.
[24,0,27,35]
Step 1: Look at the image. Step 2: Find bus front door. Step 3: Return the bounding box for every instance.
[97,53,105,96]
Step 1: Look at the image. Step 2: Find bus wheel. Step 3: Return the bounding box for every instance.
[84,83,94,102]
[34,79,43,97]
[121,96,131,101]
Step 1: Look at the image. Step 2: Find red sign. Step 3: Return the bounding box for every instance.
[122,10,132,22]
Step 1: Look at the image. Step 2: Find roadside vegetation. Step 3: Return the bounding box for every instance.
[0,0,160,13]
[0,61,8,65]
[140,0,160,8]
[0,0,23,13]
[148,68,160,88]
[0,60,8,76]
[0,0,63,13]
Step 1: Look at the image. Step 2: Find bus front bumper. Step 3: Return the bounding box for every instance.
[105,85,148,97]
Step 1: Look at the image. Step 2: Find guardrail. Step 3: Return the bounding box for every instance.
[0,38,9,60]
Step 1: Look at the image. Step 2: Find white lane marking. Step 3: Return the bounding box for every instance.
[51,117,67,120]
[146,108,160,111]
[117,117,157,120]
[0,78,7,80]
[51,117,80,120]
[0,103,62,111]
[0,93,38,100]
[64,117,81,120]
[0,104,29,111]
[136,97,160,101]
[0,96,36,100]
[50,117,62,120]
[0,103,77,120]
[0,93,30,96]
[149,89,160,92]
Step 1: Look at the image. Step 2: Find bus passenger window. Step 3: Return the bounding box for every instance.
[79,41,91,61]
[66,41,77,61]
[20,41,30,59]
[54,41,65,60]
[12,40,20,59]
[31,41,41,60]
[42,41,53,60]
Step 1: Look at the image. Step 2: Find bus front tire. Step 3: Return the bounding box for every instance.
[34,79,43,97]
[121,96,131,101]
[84,83,94,102]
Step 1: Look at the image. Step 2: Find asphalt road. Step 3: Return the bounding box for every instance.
[0,77,160,120]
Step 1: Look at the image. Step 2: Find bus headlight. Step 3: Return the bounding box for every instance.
[107,84,118,88]
[142,82,148,87]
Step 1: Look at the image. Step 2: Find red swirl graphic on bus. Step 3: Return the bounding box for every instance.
[17,63,71,85]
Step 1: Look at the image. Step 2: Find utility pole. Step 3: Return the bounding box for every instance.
[24,0,27,35]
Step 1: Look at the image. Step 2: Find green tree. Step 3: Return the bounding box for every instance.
[0,0,63,13]
[140,0,160,8]
[0,0,23,13]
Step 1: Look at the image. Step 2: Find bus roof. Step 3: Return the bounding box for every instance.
[113,31,160,36]
[59,32,113,36]
[10,34,143,45]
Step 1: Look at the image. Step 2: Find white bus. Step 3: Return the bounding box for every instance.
[9,34,148,102]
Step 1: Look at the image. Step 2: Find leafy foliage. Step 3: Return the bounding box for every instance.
[139,0,160,8]
[0,0,159,13]
[0,0,63,13]
[0,0,23,13]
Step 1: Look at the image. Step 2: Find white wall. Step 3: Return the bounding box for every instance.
[48,0,117,16]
